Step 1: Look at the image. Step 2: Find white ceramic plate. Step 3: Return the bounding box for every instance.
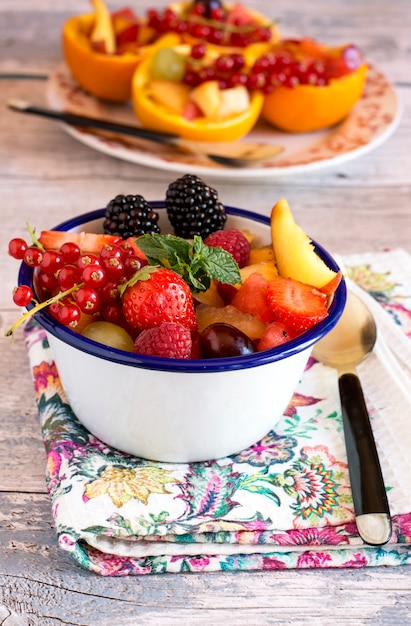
[46,63,401,180]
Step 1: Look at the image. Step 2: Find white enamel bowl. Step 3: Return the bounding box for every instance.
[19,203,346,463]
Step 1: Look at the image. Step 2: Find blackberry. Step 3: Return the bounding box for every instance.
[165,174,227,239]
[103,194,160,239]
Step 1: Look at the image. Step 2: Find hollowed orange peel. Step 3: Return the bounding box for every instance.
[131,47,264,142]
[62,11,180,103]
[261,40,368,133]
[262,64,367,133]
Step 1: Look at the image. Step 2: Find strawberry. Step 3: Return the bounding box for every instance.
[266,278,329,332]
[39,230,121,254]
[121,267,197,332]
[133,322,192,359]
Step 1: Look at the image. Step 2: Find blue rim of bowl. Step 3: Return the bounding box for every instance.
[19,203,347,373]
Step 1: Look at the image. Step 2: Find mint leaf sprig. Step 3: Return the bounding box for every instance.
[136,233,241,294]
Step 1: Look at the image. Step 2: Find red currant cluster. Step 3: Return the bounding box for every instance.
[146,6,272,48]
[9,237,147,329]
[180,42,363,94]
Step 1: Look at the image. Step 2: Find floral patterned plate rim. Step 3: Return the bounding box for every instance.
[46,63,401,180]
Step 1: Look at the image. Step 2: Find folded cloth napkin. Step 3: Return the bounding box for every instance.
[23,248,411,576]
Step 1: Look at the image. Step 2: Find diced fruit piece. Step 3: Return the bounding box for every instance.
[248,245,275,264]
[270,198,338,289]
[196,303,266,340]
[82,320,134,351]
[38,231,121,254]
[194,281,225,307]
[190,80,221,119]
[148,80,191,114]
[266,277,329,333]
[199,323,256,358]
[239,261,279,284]
[218,85,250,118]
[90,0,116,54]
[231,272,274,323]
[190,82,250,120]
[258,321,296,351]
[133,321,192,359]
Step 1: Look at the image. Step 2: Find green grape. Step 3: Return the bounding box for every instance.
[150,48,186,81]
[82,321,134,352]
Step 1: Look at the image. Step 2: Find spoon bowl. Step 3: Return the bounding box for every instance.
[313,291,392,546]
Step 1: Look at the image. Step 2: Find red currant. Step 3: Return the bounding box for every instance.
[40,250,63,275]
[12,285,33,307]
[82,264,107,289]
[60,242,81,264]
[37,271,59,293]
[74,287,100,314]
[8,238,28,259]
[23,247,43,267]
[77,253,101,270]
[58,264,82,290]
[58,302,81,328]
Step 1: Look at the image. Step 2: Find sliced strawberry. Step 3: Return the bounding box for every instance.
[266,278,329,332]
[39,230,121,254]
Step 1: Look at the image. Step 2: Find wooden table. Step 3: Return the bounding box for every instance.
[1,1,410,624]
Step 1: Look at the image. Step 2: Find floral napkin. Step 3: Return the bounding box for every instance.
[23,249,411,576]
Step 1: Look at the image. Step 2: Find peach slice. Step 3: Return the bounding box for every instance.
[270,197,338,289]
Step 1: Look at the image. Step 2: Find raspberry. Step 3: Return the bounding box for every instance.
[204,228,250,268]
[133,322,192,359]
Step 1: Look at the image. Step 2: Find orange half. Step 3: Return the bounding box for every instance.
[261,63,368,133]
[62,13,181,102]
[131,52,264,142]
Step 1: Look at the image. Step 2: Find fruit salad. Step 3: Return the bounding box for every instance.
[62,0,277,102]
[7,174,342,360]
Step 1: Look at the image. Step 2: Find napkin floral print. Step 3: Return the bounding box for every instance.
[23,250,411,576]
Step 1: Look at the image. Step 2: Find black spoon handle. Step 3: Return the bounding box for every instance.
[339,372,392,545]
[8,101,180,144]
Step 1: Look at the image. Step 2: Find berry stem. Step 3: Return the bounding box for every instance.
[26,222,45,252]
[5,283,82,337]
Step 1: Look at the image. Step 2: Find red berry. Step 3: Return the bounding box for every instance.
[74,287,100,314]
[8,238,28,259]
[204,228,250,268]
[133,322,192,359]
[24,246,43,267]
[82,264,107,289]
[60,242,80,264]
[57,302,81,328]
[58,264,82,290]
[122,267,197,332]
[77,253,101,270]
[12,285,33,307]
[40,250,63,275]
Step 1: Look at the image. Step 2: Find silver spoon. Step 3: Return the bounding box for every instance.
[312,291,392,546]
[7,99,284,168]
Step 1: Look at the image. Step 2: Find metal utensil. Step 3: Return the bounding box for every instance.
[7,99,283,168]
[312,290,392,546]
